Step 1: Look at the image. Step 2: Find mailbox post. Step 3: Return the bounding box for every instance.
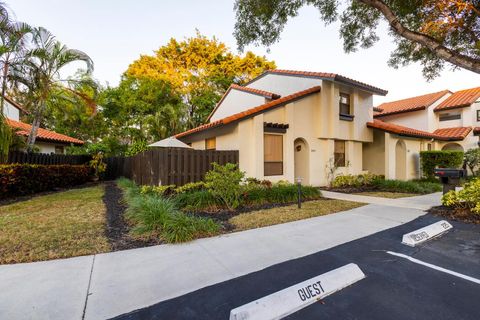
[434,168,466,194]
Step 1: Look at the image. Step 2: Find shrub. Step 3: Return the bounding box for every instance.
[125,195,178,234]
[140,184,176,196]
[205,163,245,210]
[244,183,321,205]
[0,164,91,199]
[464,148,480,176]
[442,178,480,214]
[420,150,464,179]
[173,190,222,212]
[331,173,384,188]
[162,213,220,243]
[175,181,206,194]
[371,179,442,194]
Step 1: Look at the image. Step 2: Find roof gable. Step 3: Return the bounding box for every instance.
[435,87,480,112]
[177,86,321,139]
[206,84,281,122]
[374,90,450,118]
[246,69,388,96]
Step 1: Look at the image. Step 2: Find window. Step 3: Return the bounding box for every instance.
[205,137,216,150]
[264,134,283,176]
[477,110,480,122]
[439,113,461,121]
[55,146,64,155]
[334,140,346,167]
[339,93,351,115]
[427,143,432,151]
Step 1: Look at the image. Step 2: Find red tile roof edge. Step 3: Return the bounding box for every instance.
[434,86,480,112]
[177,86,321,139]
[252,69,388,96]
[6,118,84,145]
[367,119,471,141]
[206,84,281,122]
[374,106,426,118]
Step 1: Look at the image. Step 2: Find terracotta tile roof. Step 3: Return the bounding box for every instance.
[3,96,30,114]
[255,69,388,96]
[230,84,280,99]
[367,119,471,141]
[432,127,472,140]
[206,84,281,122]
[177,86,321,139]
[6,118,84,145]
[435,87,480,112]
[374,90,450,118]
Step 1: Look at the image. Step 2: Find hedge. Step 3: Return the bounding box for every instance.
[420,150,464,179]
[0,164,91,199]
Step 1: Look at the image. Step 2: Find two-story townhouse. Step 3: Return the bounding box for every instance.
[2,96,84,154]
[176,70,387,186]
[366,87,480,180]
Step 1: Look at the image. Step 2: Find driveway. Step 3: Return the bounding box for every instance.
[0,193,441,320]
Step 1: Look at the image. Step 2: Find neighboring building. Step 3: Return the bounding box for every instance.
[176,70,388,186]
[1,96,84,154]
[368,87,480,180]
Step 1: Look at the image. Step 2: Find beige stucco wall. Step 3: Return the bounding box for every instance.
[2,100,20,121]
[35,142,66,154]
[210,89,266,122]
[182,86,376,186]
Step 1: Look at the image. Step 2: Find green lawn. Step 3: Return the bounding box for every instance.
[353,191,417,199]
[229,199,365,231]
[0,186,110,264]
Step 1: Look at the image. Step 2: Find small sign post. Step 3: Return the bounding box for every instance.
[296,177,302,209]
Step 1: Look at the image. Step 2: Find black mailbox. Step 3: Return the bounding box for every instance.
[434,168,466,194]
[434,168,466,178]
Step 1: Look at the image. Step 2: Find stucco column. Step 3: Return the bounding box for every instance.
[252,114,264,178]
[384,133,396,179]
[284,103,295,182]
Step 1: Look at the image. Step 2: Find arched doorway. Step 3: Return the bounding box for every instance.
[294,138,309,185]
[442,143,463,151]
[395,140,407,180]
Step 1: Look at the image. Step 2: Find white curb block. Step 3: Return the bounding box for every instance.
[229,263,365,320]
[402,220,453,247]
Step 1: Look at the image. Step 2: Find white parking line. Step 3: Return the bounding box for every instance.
[386,251,480,285]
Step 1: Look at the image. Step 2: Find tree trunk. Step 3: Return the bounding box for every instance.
[357,0,480,74]
[26,101,45,152]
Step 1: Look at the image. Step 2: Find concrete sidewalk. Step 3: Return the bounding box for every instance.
[321,191,442,210]
[0,193,438,320]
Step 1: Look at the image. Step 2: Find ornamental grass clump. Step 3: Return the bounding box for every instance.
[205,162,245,210]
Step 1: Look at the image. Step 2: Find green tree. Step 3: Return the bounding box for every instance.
[10,27,95,151]
[126,32,276,127]
[99,76,184,144]
[0,4,31,162]
[465,148,480,176]
[234,0,480,79]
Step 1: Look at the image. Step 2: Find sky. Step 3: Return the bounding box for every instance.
[7,0,480,105]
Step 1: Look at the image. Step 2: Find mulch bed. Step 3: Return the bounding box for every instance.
[103,181,162,251]
[189,197,327,231]
[428,205,480,224]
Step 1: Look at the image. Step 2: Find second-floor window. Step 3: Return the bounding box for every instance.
[439,112,461,121]
[339,93,353,121]
[264,134,283,176]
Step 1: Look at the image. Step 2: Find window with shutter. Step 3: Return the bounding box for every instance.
[264,134,283,176]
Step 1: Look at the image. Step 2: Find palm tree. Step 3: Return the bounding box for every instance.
[11,27,94,151]
[0,3,31,162]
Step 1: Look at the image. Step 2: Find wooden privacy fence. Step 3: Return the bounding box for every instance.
[105,148,239,186]
[6,151,91,165]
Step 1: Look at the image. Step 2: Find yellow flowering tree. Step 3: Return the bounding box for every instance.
[126,32,276,128]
